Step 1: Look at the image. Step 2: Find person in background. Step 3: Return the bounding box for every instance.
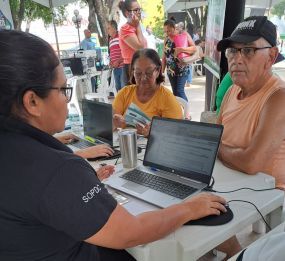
[216,15,285,258]
[81,29,96,50]
[192,27,201,42]
[176,22,194,88]
[0,30,226,261]
[113,48,183,137]
[107,20,124,92]
[81,29,97,92]
[118,0,147,86]
[162,18,196,101]
[194,39,206,76]
[145,25,162,51]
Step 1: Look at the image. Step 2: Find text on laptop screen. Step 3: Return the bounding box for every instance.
[143,117,223,184]
[82,99,113,145]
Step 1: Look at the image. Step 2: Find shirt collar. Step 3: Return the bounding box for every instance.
[0,115,72,153]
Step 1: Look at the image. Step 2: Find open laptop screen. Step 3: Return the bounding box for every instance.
[82,99,113,145]
[143,117,223,184]
[61,58,84,76]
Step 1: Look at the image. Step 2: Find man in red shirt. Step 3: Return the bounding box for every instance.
[107,20,124,91]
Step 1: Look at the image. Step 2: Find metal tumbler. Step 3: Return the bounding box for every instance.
[118,129,137,168]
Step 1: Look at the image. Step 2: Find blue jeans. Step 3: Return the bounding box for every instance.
[122,64,131,87]
[113,67,124,91]
[91,76,97,92]
[168,74,188,101]
[187,66,192,84]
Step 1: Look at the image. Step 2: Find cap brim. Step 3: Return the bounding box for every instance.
[275,53,285,64]
[217,35,260,51]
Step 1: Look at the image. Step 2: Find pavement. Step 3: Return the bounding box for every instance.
[164,74,206,122]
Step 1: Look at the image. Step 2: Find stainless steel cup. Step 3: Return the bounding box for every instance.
[118,129,137,168]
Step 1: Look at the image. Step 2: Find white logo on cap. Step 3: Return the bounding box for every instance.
[233,19,257,33]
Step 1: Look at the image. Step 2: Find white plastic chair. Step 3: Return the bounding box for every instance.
[192,60,203,76]
[175,96,191,119]
[85,69,118,103]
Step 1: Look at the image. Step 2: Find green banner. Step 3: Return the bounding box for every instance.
[204,0,226,79]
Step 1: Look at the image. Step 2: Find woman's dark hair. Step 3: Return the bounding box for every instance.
[130,48,164,85]
[108,20,118,31]
[118,0,137,18]
[0,30,59,117]
[195,39,202,45]
[164,19,176,28]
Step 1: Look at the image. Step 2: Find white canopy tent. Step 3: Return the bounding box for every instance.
[32,0,75,7]
[164,0,207,13]
[164,0,283,13]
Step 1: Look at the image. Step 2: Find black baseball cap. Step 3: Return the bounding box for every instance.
[217,16,277,51]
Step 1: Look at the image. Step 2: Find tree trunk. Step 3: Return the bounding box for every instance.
[109,0,121,22]
[202,6,208,38]
[11,0,25,30]
[86,0,100,38]
[25,19,32,33]
[86,0,121,46]
[189,8,200,31]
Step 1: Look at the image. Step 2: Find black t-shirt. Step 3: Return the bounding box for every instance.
[0,116,117,260]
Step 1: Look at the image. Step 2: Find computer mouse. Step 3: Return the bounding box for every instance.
[184,205,233,226]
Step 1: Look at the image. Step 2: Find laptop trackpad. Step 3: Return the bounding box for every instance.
[122,182,148,194]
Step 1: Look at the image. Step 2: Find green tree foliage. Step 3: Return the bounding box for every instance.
[271,0,285,19]
[152,0,165,39]
[9,0,67,31]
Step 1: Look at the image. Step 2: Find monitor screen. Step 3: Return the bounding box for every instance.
[82,99,113,145]
[61,58,84,76]
[143,117,223,184]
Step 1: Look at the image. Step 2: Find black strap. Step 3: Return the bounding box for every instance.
[236,248,247,261]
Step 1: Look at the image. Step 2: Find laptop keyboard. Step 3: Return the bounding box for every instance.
[69,138,121,161]
[69,139,96,149]
[121,169,198,199]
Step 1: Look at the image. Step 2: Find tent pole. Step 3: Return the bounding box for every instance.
[49,0,60,57]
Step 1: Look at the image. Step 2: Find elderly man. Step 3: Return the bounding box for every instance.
[217,16,285,189]
[215,15,285,258]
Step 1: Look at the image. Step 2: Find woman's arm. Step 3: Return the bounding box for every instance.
[175,32,196,55]
[85,193,226,249]
[123,13,145,50]
[124,25,145,50]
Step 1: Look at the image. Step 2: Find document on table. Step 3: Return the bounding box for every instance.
[125,103,151,127]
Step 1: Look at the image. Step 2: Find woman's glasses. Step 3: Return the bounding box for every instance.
[133,67,158,79]
[49,85,73,102]
[29,85,73,103]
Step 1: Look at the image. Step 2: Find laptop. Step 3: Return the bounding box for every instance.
[104,117,223,208]
[68,99,120,161]
[61,58,84,76]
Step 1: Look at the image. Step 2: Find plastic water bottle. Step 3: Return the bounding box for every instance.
[69,104,82,135]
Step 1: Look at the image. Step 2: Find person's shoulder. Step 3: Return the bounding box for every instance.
[158,85,177,98]
[116,85,136,97]
[263,78,285,111]
[120,23,135,34]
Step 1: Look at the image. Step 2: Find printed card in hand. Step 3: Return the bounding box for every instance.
[125,103,151,128]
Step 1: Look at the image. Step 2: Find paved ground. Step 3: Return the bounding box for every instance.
[164,74,206,122]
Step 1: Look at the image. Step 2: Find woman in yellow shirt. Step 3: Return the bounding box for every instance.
[113,48,183,136]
